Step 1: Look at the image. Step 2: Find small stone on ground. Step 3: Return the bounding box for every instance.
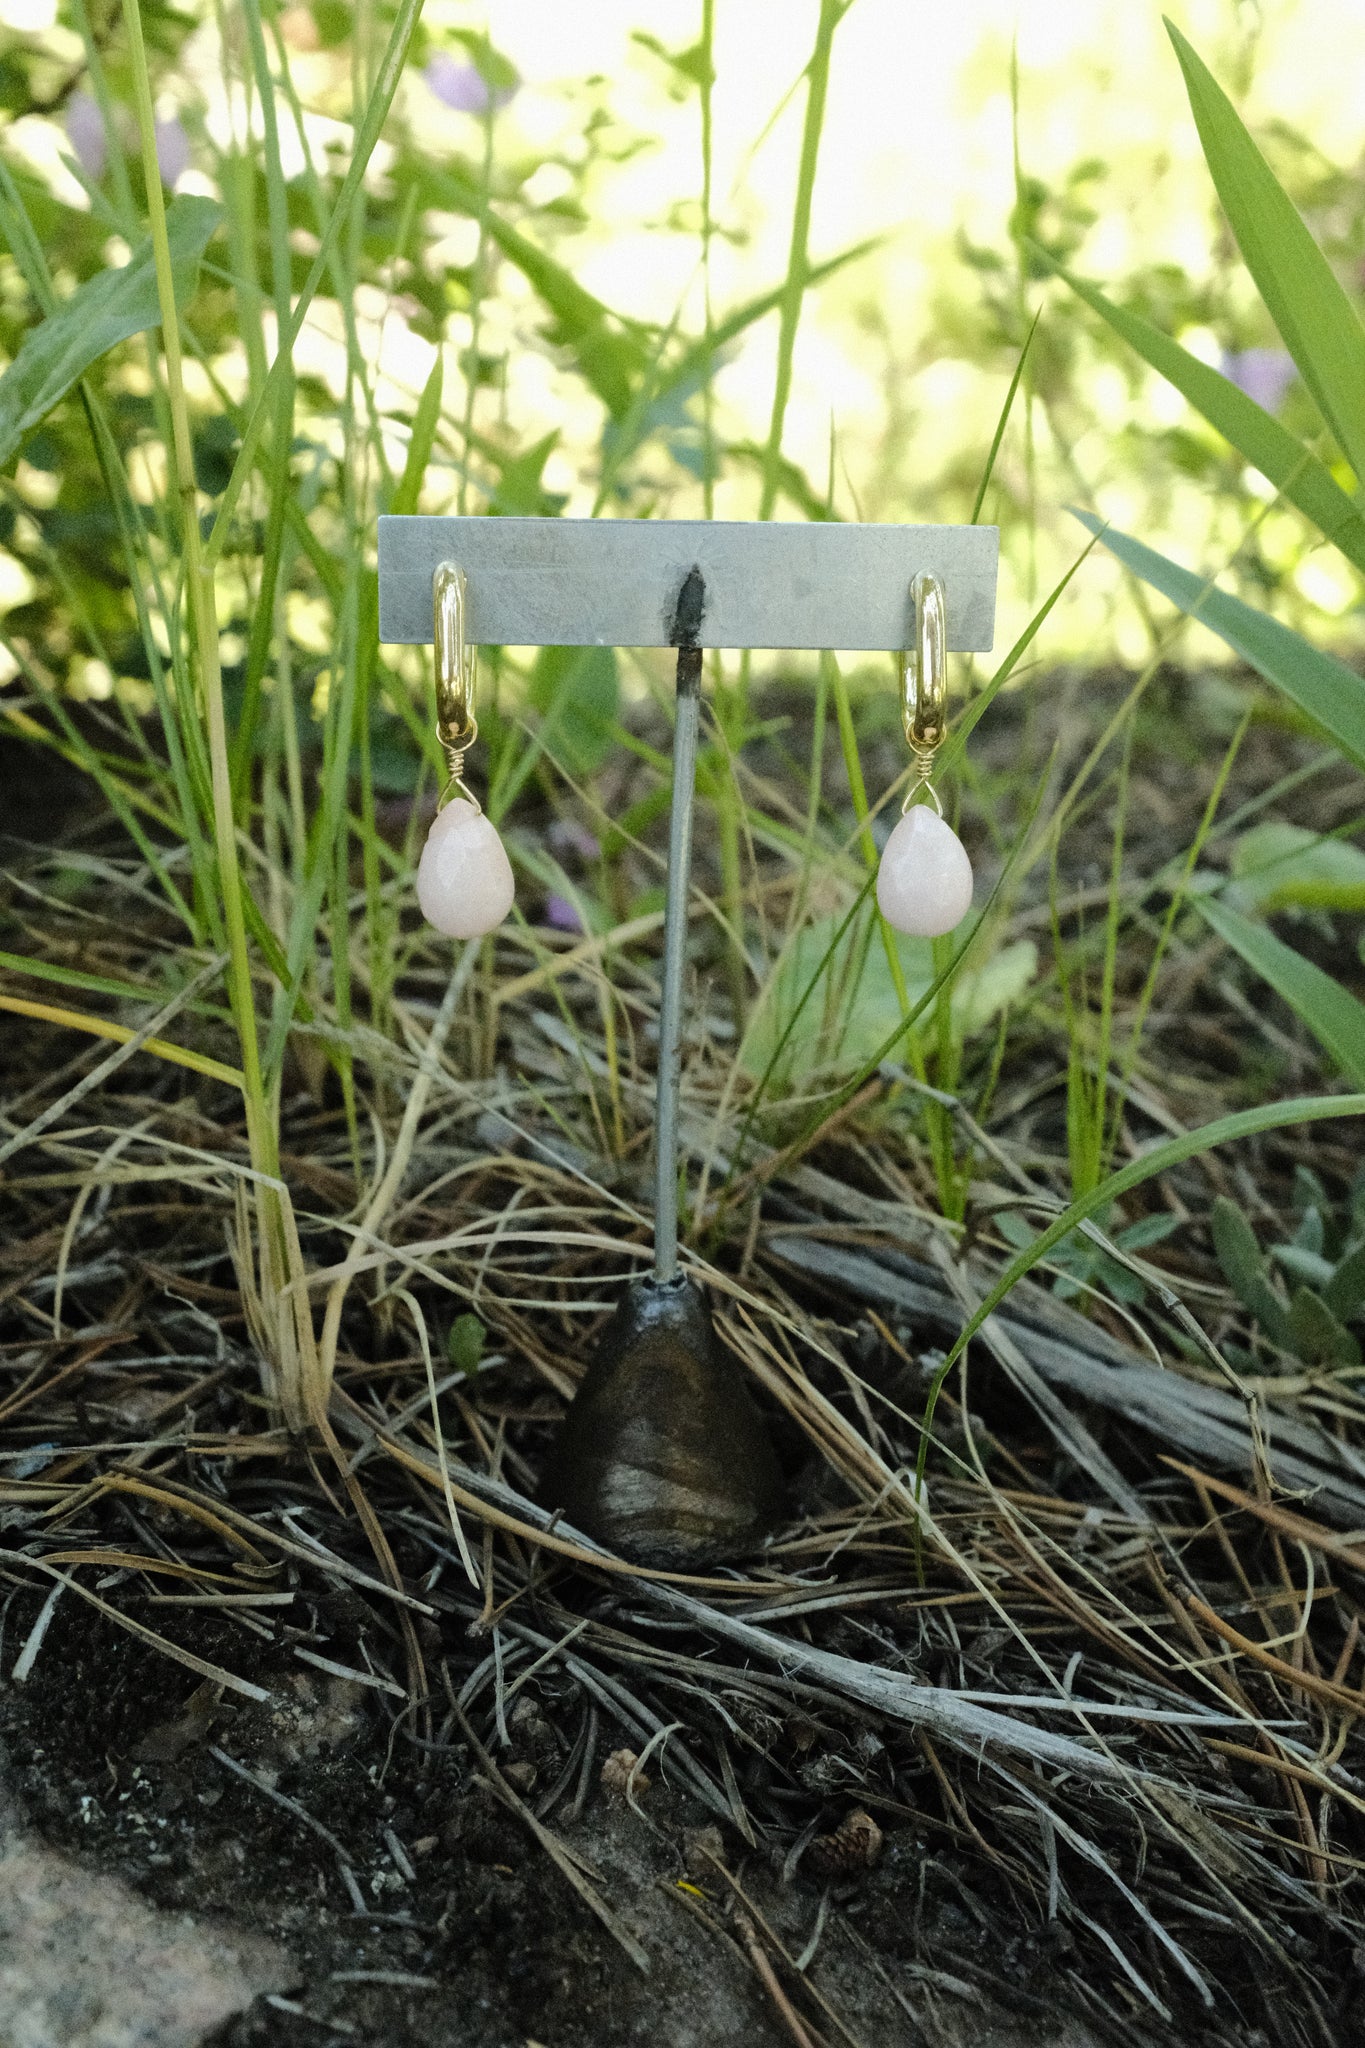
[0,1767,294,2048]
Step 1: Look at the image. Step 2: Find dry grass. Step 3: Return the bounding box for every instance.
[2,679,1365,2045]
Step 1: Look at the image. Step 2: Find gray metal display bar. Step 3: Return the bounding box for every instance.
[378,515,998,653]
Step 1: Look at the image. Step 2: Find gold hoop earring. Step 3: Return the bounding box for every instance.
[416,562,515,938]
[875,571,974,938]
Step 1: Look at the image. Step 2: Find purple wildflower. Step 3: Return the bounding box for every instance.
[544,893,584,933]
[424,51,513,114]
[1220,348,1295,415]
[154,115,191,189]
[66,92,107,181]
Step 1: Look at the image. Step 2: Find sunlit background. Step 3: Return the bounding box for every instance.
[3,0,1365,683]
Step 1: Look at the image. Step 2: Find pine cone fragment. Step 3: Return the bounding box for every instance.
[807,1808,883,1878]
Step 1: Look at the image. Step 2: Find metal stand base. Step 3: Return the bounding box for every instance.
[536,1274,784,1568]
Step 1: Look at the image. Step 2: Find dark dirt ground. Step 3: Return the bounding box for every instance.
[0,1594,1109,2048]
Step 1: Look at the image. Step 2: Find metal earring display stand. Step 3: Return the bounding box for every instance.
[653,564,704,1290]
[379,516,999,1567]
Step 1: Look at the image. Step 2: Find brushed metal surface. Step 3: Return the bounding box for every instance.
[378,515,998,652]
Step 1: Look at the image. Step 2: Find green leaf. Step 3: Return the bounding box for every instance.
[1271,1242,1334,1289]
[486,430,567,517]
[1166,20,1365,485]
[1226,821,1365,914]
[388,352,443,516]
[1325,1241,1365,1320]
[429,169,648,418]
[431,156,876,438]
[919,1087,1365,1507]
[631,29,715,89]
[1211,1194,1290,1343]
[1075,513,1365,774]
[0,949,166,1005]
[659,238,880,423]
[1038,245,1365,575]
[1114,1211,1180,1252]
[1197,893,1365,1088]
[1286,1285,1361,1366]
[447,1312,486,1376]
[742,912,1036,1085]
[0,194,221,472]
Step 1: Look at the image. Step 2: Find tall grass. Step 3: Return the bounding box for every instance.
[2,5,1364,1443]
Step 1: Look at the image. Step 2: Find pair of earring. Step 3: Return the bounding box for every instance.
[414,562,972,943]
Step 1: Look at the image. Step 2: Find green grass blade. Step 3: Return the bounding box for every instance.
[918,1085,1365,1497]
[1166,19,1365,485]
[1076,512,1365,774]
[758,0,844,521]
[204,0,425,571]
[1196,894,1365,1088]
[228,0,301,813]
[1039,247,1365,575]
[390,354,444,515]
[0,951,174,1005]
[731,871,878,1173]
[0,194,220,470]
[970,306,1039,525]
[940,532,1099,777]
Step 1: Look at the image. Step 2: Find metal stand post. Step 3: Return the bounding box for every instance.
[653,566,704,1287]
[535,566,783,1566]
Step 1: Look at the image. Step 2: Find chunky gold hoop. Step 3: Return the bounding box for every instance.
[900,570,947,816]
[433,560,480,811]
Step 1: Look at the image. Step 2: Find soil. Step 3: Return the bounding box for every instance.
[0,1596,1107,2048]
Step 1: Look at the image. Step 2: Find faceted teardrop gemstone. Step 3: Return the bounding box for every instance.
[876,805,973,938]
[416,798,515,938]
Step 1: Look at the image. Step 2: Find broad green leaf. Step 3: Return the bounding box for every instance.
[1197,892,1365,1088]
[1226,821,1365,914]
[1075,513,1365,774]
[1210,1194,1281,1328]
[742,912,1036,1084]
[1166,20,1365,485]
[1038,245,1365,576]
[1286,1286,1361,1367]
[1326,1241,1365,1320]
[0,194,221,472]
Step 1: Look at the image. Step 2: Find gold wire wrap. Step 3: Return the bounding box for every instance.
[433,560,481,812]
[900,569,947,816]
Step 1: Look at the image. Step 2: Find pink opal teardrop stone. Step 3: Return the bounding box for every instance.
[416,799,515,938]
[876,806,974,938]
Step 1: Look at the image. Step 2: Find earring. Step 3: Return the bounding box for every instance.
[875,570,974,939]
[416,561,516,939]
